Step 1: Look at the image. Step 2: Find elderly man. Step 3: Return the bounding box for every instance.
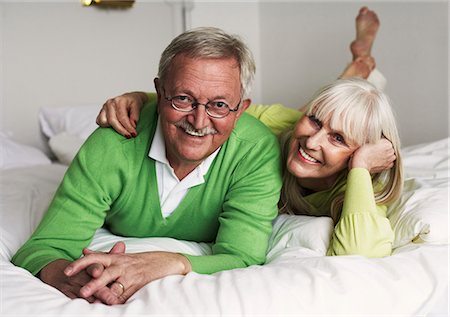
[12,27,282,305]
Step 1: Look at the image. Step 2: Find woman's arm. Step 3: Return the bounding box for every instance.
[327,139,396,257]
[245,104,303,136]
[326,168,394,257]
[96,92,156,138]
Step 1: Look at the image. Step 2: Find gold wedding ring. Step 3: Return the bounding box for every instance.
[115,281,125,294]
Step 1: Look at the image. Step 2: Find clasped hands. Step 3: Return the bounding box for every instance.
[40,242,191,305]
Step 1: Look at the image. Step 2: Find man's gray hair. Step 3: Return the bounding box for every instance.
[158,27,256,99]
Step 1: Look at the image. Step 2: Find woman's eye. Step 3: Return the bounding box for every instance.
[332,133,347,145]
[308,115,322,128]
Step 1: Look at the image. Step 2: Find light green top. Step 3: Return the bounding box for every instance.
[12,100,282,275]
[246,103,394,257]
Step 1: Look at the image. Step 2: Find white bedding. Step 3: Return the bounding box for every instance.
[1,138,448,316]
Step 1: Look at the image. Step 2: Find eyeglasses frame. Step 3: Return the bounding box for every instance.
[162,87,241,119]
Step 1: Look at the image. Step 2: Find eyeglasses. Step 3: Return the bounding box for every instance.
[163,90,241,119]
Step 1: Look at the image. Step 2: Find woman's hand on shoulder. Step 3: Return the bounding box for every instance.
[96,91,148,138]
[349,138,396,173]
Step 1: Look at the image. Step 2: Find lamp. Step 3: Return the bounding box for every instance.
[81,0,135,8]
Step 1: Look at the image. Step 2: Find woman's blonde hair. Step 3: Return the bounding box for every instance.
[279,78,403,223]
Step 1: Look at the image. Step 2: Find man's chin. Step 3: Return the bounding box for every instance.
[180,152,211,164]
[177,145,212,161]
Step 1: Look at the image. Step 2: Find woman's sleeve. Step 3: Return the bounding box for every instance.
[326,168,394,257]
[246,104,303,136]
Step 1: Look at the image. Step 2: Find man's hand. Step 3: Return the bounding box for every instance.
[83,241,126,280]
[349,138,396,173]
[39,242,126,304]
[96,91,147,138]
[39,259,118,304]
[64,251,192,305]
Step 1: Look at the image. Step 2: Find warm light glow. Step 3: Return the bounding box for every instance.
[81,0,135,8]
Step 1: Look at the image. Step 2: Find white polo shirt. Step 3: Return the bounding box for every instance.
[148,118,220,218]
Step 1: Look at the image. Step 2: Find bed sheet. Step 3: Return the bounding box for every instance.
[0,138,449,316]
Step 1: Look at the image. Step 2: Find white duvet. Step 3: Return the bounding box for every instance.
[1,138,449,316]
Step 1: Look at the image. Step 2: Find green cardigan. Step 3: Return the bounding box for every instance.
[12,101,282,275]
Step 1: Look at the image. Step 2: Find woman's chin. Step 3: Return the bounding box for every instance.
[286,158,309,178]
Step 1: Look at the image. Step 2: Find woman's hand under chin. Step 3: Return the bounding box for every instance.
[349,138,396,173]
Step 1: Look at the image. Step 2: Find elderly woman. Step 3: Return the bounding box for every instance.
[253,78,402,257]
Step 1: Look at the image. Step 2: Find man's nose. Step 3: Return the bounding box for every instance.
[189,104,210,129]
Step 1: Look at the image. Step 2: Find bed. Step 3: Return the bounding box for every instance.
[0,105,448,316]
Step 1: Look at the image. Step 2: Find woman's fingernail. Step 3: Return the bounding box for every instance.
[64,267,73,275]
[131,132,136,138]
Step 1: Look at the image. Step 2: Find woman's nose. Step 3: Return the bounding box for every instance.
[305,129,325,150]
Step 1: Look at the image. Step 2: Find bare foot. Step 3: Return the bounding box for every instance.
[350,7,380,60]
[340,56,375,79]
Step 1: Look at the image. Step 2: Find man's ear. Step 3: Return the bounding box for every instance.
[154,78,162,113]
[236,98,251,118]
[154,78,162,101]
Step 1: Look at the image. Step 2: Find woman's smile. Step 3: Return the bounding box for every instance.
[298,145,321,164]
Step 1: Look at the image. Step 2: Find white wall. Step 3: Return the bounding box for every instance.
[0,0,448,151]
[0,0,180,153]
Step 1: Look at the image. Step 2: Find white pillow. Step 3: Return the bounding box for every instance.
[39,105,99,164]
[388,178,449,248]
[48,132,85,165]
[0,132,51,170]
[388,137,449,248]
[266,214,334,262]
[39,105,99,139]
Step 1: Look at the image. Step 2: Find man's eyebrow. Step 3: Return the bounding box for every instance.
[171,87,194,96]
[173,88,233,101]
